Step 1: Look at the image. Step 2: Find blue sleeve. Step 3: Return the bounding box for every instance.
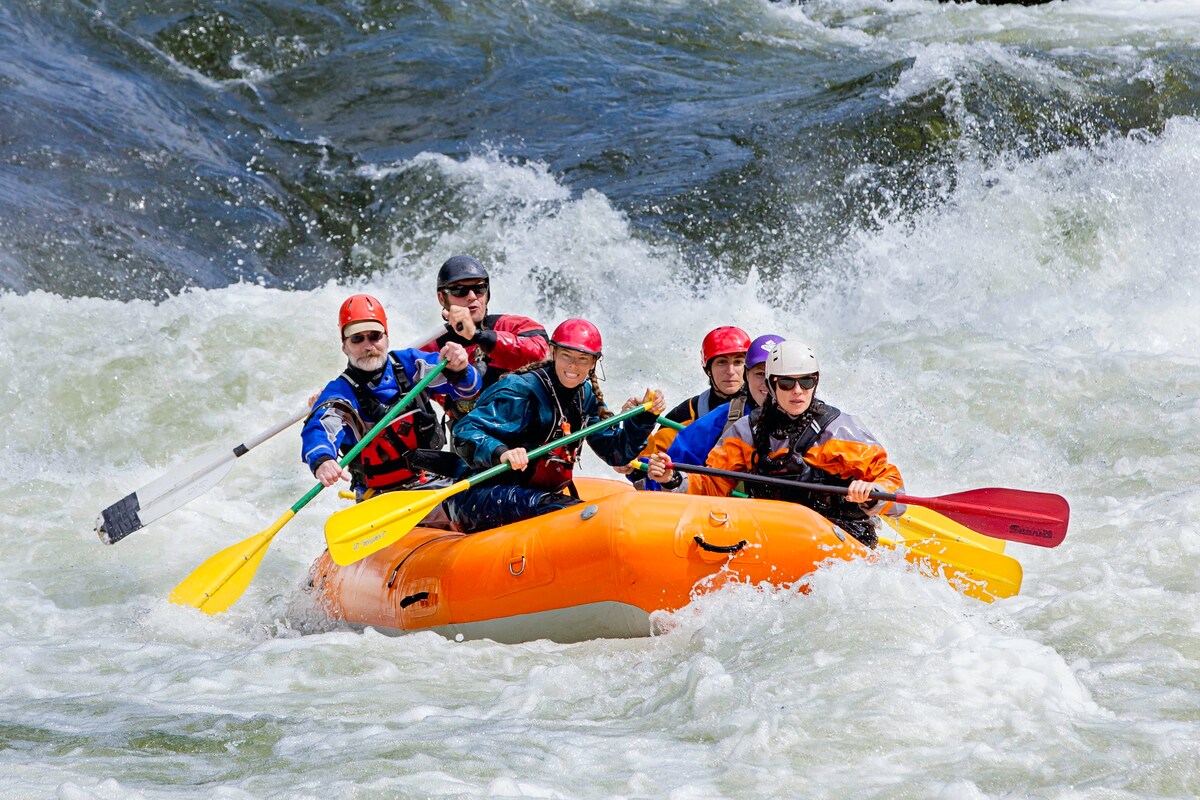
[452,379,539,469]
[666,403,729,467]
[395,348,481,400]
[633,403,730,491]
[300,378,361,473]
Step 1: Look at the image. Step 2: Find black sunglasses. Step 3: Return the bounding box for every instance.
[443,281,489,298]
[772,374,818,391]
[345,330,385,345]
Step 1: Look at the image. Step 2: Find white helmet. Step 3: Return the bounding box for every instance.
[765,341,819,378]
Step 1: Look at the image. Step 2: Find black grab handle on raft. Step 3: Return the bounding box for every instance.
[693,535,747,554]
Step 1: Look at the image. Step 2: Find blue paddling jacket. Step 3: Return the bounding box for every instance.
[667,401,735,468]
[453,366,657,488]
[302,348,480,489]
[640,398,750,491]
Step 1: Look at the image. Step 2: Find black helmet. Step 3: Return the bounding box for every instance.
[436,255,489,289]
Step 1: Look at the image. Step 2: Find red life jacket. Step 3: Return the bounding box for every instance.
[526,420,577,493]
[357,410,428,490]
[524,367,584,494]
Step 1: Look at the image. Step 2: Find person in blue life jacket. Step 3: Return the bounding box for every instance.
[302,294,481,499]
[448,318,667,534]
[646,333,785,485]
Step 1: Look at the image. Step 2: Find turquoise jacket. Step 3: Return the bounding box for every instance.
[453,366,657,474]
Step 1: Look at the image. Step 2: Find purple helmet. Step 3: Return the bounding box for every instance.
[746,334,784,368]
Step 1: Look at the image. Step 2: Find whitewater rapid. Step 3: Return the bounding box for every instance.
[2,0,1199,797]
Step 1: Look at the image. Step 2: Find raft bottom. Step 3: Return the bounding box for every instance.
[365,601,655,644]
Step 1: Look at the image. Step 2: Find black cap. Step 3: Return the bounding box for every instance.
[436,255,489,289]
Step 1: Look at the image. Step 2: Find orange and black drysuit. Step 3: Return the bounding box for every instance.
[671,399,904,546]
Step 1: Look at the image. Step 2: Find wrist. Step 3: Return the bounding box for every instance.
[444,323,474,346]
[473,329,498,351]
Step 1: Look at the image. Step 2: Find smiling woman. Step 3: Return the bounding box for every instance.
[553,347,598,387]
[446,318,666,534]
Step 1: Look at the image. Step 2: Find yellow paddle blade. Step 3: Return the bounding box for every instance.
[895,505,1007,553]
[168,511,292,614]
[903,506,1006,553]
[324,481,468,566]
[879,533,1022,602]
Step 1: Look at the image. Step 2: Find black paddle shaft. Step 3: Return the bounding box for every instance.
[669,461,896,501]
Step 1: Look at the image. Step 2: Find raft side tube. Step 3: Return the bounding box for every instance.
[308,479,867,642]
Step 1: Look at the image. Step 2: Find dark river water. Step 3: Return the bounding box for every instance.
[4,0,1197,299]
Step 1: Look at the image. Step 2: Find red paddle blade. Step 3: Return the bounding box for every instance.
[899,488,1070,548]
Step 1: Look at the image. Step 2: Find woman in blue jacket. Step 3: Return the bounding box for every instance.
[450,318,666,533]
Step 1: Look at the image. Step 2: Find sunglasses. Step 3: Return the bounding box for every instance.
[772,374,818,391]
[345,330,385,345]
[443,281,489,298]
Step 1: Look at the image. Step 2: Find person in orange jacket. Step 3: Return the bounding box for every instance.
[646,340,903,546]
[423,255,550,431]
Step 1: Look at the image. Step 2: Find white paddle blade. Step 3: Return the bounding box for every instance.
[97,407,313,544]
[97,451,235,544]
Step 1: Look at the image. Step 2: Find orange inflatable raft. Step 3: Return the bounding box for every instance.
[306,478,1019,643]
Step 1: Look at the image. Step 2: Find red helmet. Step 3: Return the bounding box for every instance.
[700,326,751,369]
[338,294,388,336]
[550,318,603,357]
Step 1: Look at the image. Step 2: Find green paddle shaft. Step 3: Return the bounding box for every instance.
[466,400,656,488]
[656,415,684,431]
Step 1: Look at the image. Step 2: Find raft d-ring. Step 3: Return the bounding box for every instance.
[709,510,729,525]
[509,556,526,576]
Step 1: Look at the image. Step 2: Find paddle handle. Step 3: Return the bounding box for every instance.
[291,359,450,513]
[657,415,684,431]
[468,400,656,487]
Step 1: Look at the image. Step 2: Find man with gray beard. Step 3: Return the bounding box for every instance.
[302,294,480,499]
